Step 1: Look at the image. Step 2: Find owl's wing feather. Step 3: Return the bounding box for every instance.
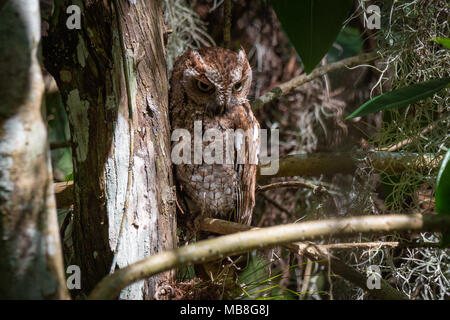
[233,107,260,225]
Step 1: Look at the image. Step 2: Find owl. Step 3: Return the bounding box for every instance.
[169,47,260,227]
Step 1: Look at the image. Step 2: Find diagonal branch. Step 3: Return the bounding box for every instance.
[379,113,450,152]
[89,213,450,299]
[251,51,381,110]
[259,193,293,216]
[199,219,439,300]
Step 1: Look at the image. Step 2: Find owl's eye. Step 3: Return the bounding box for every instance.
[196,80,213,92]
[233,81,244,92]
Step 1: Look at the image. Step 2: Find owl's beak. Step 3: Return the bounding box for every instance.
[216,91,231,114]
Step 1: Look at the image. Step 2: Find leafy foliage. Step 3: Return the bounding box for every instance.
[327,26,363,63]
[436,149,450,246]
[271,0,353,74]
[431,37,450,49]
[345,77,450,119]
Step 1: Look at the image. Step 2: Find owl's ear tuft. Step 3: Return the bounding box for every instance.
[237,48,247,65]
[191,50,204,63]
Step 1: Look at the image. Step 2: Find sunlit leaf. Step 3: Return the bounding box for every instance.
[431,37,450,49]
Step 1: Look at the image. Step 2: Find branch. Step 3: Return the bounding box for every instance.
[257,180,328,194]
[88,213,450,299]
[291,242,407,300]
[195,220,439,300]
[55,151,441,208]
[259,193,293,216]
[251,51,381,110]
[379,113,450,152]
[200,219,441,249]
[258,151,441,178]
[320,241,441,250]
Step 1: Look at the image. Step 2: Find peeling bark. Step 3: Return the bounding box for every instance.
[0,0,68,299]
[43,0,176,299]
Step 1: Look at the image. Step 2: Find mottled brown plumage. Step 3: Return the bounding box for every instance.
[169,47,259,227]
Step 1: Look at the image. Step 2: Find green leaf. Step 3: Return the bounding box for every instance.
[436,149,450,214]
[65,172,74,182]
[327,26,363,63]
[436,149,450,247]
[431,37,450,49]
[345,77,450,120]
[271,0,353,74]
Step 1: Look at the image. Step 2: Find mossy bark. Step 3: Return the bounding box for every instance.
[43,0,176,299]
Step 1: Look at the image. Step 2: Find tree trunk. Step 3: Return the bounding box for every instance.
[0,0,69,299]
[43,0,176,299]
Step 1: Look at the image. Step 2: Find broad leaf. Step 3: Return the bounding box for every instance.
[436,149,450,247]
[345,77,450,120]
[271,0,353,74]
[431,37,450,49]
[436,149,450,214]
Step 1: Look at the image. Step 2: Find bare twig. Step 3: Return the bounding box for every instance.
[251,51,381,110]
[60,207,73,240]
[89,214,450,299]
[380,113,450,152]
[327,254,333,300]
[321,241,441,250]
[300,258,313,299]
[260,193,292,216]
[292,242,407,300]
[257,180,328,194]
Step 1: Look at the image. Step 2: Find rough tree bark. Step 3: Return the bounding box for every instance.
[43,0,176,299]
[0,0,68,299]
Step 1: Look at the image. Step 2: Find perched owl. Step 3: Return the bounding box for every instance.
[169,47,260,227]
